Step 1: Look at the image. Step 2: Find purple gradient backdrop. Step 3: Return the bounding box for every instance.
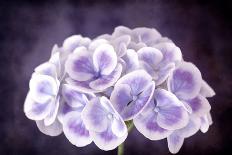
[1,0,231,155]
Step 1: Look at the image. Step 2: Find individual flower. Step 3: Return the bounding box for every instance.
[58,84,95,147]
[167,61,212,117]
[24,45,63,132]
[82,96,128,151]
[110,70,155,120]
[138,42,182,86]
[133,88,189,140]
[65,44,122,93]
[62,35,91,53]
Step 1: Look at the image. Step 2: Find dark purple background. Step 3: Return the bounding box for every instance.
[1,0,231,155]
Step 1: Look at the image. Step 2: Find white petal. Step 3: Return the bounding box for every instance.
[167,133,184,154]
[44,96,60,126]
[29,74,58,103]
[62,111,92,147]
[36,119,62,136]
[200,80,215,97]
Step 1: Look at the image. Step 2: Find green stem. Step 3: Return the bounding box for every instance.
[117,120,134,155]
[117,143,124,155]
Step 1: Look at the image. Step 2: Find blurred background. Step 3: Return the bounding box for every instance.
[0,0,231,155]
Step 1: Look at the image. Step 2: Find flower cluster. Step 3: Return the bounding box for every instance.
[24,26,215,153]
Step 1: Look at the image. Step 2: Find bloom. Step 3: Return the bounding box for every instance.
[24,26,215,153]
[82,96,128,150]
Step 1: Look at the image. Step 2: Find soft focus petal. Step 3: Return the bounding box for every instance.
[62,111,92,147]
[185,95,211,117]
[156,63,175,86]
[133,27,161,44]
[112,26,132,38]
[113,35,131,57]
[115,70,152,95]
[167,133,184,154]
[82,98,108,132]
[168,62,202,100]
[24,92,53,120]
[89,64,122,91]
[29,74,58,103]
[88,39,109,51]
[93,44,117,75]
[200,115,210,133]
[155,89,189,130]
[34,62,57,78]
[175,116,201,138]
[200,80,215,97]
[44,96,60,126]
[122,49,139,73]
[137,47,163,68]
[90,127,127,151]
[63,35,84,53]
[153,42,182,66]
[65,49,95,81]
[36,119,62,136]
[134,103,172,140]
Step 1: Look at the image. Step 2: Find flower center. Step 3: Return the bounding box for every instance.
[153,107,160,113]
[107,113,113,120]
[132,95,138,101]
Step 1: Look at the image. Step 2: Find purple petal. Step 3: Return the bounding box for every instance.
[110,84,132,115]
[167,133,184,154]
[36,119,62,136]
[122,49,139,73]
[134,104,172,140]
[90,126,127,151]
[93,44,117,75]
[29,74,58,103]
[66,78,95,93]
[122,82,155,120]
[62,84,88,108]
[82,98,108,132]
[200,80,215,97]
[62,111,92,147]
[185,95,211,117]
[138,47,163,68]
[168,62,202,100]
[65,50,95,81]
[89,64,122,91]
[200,114,211,133]
[24,92,52,120]
[155,89,189,130]
[153,42,182,66]
[115,70,152,96]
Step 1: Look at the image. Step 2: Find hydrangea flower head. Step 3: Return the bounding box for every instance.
[24,26,215,153]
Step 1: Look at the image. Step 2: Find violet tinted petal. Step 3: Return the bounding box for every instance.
[36,119,62,136]
[115,70,152,96]
[89,64,122,91]
[93,44,117,75]
[200,80,215,97]
[62,111,92,147]
[168,62,202,100]
[167,133,184,154]
[65,50,95,81]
